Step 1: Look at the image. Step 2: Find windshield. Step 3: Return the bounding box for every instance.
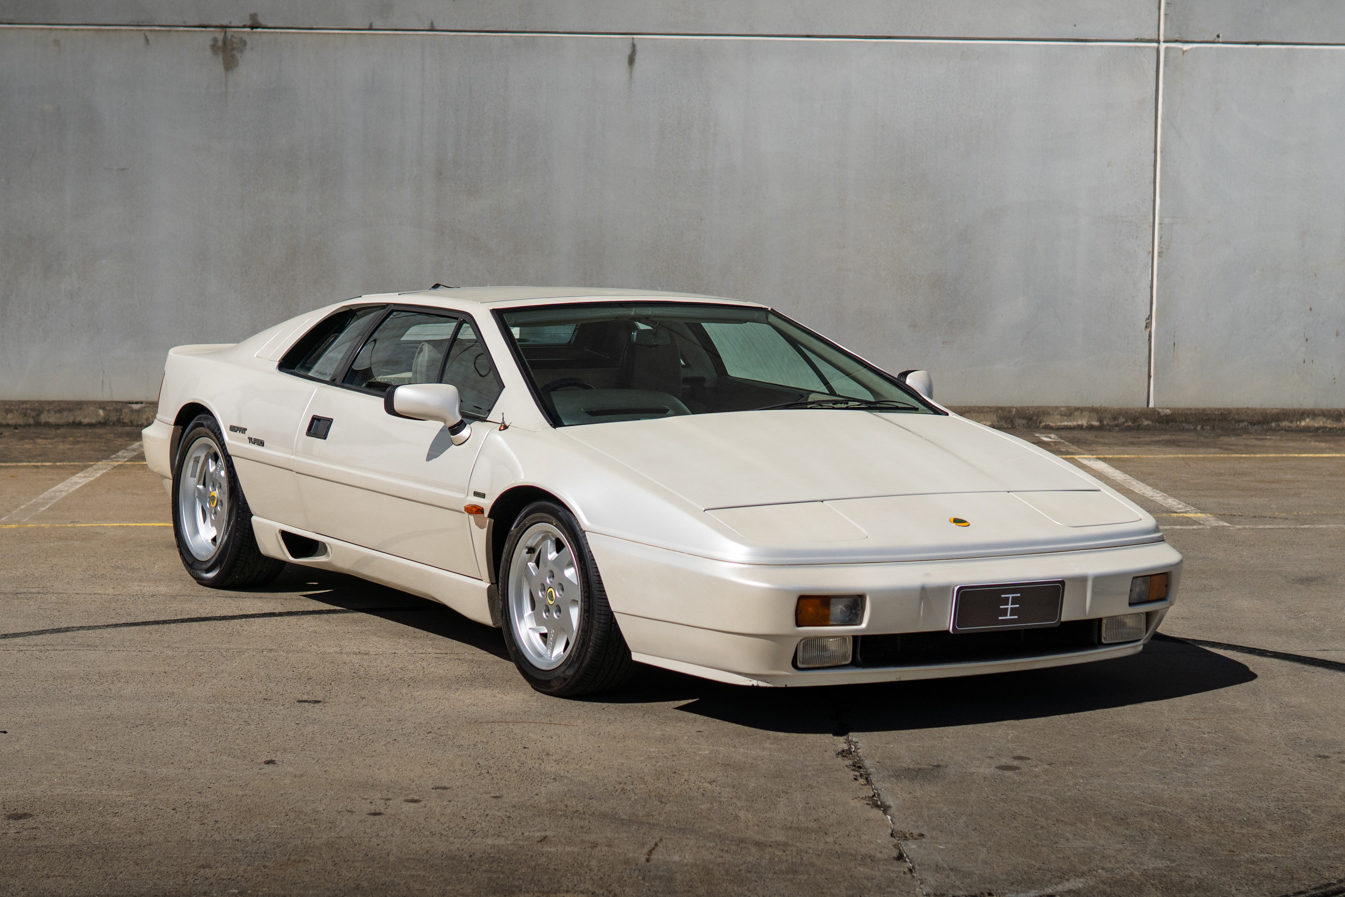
[496,302,937,426]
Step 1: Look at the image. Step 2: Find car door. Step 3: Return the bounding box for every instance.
[291,308,504,577]
[233,304,386,531]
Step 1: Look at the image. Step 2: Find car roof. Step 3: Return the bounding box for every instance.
[363,286,766,311]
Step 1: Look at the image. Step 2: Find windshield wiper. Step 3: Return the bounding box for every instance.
[759,397,921,412]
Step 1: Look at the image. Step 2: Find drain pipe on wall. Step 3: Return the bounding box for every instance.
[1147,0,1168,409]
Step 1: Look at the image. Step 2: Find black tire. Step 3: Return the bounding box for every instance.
[171,414,285,589]
[499,501,633,697]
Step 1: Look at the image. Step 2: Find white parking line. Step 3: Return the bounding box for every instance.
[1036,434,1230,527]
[0,443,144,523]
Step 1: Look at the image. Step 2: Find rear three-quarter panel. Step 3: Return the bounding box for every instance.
[151,328,324,532]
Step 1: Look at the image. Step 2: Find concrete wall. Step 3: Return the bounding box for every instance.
[0,2,1342,408]
[1155,43,1345,407]
[0,2,1160,39]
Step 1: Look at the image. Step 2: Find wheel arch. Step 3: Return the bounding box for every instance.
[169,402,215,470]
[485,485,569,586]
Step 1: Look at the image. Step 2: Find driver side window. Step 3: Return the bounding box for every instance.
[279,305,385,381]
[341,311,458,392]
[339,311,504,421]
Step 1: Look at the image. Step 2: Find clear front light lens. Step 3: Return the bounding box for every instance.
[1101,613,1147,644]
[796,636,853,668]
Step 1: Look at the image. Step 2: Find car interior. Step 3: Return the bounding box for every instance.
[502,304,928,426]
[283,308,504,420]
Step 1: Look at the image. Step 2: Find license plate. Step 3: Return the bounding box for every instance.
[951,581,1064,633]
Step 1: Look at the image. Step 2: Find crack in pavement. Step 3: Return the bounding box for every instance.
[829,672,1342,897]
[832,706,927,894]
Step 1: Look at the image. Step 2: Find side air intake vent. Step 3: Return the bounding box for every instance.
[280,531,327,559]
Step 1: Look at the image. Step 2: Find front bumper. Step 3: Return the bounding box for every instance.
[588,534,1181,687]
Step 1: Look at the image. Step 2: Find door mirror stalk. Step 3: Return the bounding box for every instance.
[385,384,473,445]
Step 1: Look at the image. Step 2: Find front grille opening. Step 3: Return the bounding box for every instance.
[855,620,1102,668]
[280,531,326,559]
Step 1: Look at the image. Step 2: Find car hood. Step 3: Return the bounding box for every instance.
[561,409,1098,510]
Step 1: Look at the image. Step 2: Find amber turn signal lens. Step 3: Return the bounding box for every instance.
[1128,572,1170,605]
[796,595,864,627]
[463,504,485,516]
[796,597,832,626]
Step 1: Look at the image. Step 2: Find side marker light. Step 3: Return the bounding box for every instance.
[950,517,970,527]
[463,504,485,516]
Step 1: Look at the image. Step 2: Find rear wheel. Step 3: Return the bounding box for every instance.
[500,501,633,696]
[172,414,285,589]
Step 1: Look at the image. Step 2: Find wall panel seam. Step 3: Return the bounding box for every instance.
[0,24,1162,45]
[3,24,1339,49]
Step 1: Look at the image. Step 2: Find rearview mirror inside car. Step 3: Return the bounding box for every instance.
[385,383,473,445]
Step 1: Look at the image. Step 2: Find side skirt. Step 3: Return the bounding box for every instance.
[250,516,494,627]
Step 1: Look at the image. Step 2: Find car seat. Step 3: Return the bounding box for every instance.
[623,328,683,398]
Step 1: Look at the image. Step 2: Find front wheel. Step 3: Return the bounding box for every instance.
[172,414,285,589]
[499,501,633,696]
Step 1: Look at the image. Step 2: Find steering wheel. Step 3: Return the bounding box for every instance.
[541,377,596,394]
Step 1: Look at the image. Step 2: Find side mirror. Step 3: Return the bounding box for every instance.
[385,383,473,446]
[897,369,933,400]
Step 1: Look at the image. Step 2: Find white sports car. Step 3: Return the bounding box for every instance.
[143,287,1181,696]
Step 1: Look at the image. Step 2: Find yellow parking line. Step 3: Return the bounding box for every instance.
[1038,434,1231,527]
[0,522,170,529]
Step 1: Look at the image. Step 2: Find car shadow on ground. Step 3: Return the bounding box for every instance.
[278,567,1256,734]
[267,566,512,661]
[640,638,1257,734]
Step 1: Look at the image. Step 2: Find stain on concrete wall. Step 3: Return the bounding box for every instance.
[0,1,1158,40]
[0,2,1341,407]
[209,31,245,71]
[0,29,1157,403]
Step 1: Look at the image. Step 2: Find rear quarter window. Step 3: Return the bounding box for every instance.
[279,306,384,380]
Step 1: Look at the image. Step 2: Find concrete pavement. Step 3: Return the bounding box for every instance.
[1,426,1343,896]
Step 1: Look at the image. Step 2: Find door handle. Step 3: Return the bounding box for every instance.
[306,416,333,439]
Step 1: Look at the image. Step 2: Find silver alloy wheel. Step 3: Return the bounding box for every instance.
[177,434,230,562]
[506,522,582,670]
